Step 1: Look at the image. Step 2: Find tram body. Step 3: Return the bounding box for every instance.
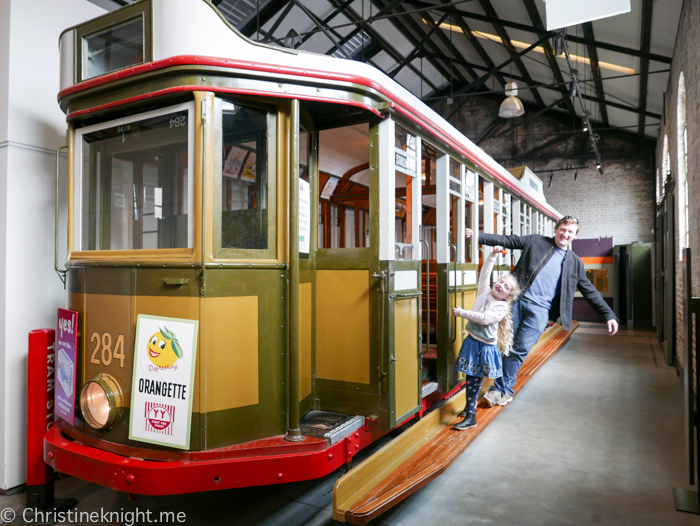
[45,0,561,496]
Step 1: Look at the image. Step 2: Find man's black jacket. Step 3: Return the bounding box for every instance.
[478,232,616,331]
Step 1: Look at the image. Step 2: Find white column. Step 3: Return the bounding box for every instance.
[378,116,395,261]
[483,180,494,234]
[436,151,449,263]
[0,0,106,491]
[412,137,422,259]
[456,164,465,263]
[511,199,521,265]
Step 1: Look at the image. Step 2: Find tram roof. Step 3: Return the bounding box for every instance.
[59,0,561,219]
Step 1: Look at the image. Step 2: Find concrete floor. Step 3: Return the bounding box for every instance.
[1,324,697,525]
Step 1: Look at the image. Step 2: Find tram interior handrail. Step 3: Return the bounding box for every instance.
[55,145,67,287]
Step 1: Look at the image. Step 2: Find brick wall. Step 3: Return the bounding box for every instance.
[656,0,700,371]
[432,94,656,246]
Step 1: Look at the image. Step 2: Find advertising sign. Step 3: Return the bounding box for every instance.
[129,315,199,450]
[55,308,78,425]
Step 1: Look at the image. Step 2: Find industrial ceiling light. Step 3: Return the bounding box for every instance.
[499,82,524,118]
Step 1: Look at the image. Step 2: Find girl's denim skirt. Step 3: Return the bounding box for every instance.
[456,334,503,378]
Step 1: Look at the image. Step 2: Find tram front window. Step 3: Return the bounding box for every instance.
[77,104,193,251]
[221,101,268,250]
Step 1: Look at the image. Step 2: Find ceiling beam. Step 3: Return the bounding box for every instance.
[325,0,440,92]
[238,0,290,37]
[402,0,672,64]
[443,32,551,121]
[390,11,451,78]
[477,0,545,107]
[422,14,482,85]
[264,1,295,41]
[292,0,351,58]
[638,0,654,136]
[521,0,576,115]
[581,23,609,127]
[385,1,471,86]
[451,13,508,91]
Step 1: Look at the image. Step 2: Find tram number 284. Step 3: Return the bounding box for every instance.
[90,332,126,368]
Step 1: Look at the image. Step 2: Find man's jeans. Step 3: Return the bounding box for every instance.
[492,299,550,397]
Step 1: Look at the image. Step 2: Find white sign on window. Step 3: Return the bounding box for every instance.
[299,179,311,254]
[129,315,199,450]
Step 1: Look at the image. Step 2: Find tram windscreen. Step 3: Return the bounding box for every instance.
[79,109,190,251]
[221,102,268,250]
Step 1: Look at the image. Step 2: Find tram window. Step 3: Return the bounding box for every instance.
[318,123,370,249]
[77,104,192,251]
[83,17,144,80]
[221,102,269,250]
[395,124,418,259]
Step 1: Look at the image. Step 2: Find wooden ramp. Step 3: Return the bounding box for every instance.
[333,321,579,523]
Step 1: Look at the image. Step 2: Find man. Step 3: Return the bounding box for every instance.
[465,215,618,406]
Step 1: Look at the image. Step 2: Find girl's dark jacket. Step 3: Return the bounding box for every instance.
[478,232,616,331]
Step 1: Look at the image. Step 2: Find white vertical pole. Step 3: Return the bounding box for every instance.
[436,151,449,264]
[378,116,395,261]
[483,180,494,234]
[512,198,521,265]
[470,172,478,264]
[413,137,422,259]
[457,164,465,263]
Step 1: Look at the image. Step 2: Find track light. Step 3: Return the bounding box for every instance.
[548,174,553,187]
[553,30,565,56]
[569,79,578,97]
[574,172,579,181]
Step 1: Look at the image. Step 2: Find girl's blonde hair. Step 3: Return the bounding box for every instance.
[496,275,521,355]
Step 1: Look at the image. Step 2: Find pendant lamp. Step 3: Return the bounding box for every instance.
[499,82,524,118]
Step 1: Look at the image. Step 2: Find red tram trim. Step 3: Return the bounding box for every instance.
[44,421,377,495]
[59,55,561,220]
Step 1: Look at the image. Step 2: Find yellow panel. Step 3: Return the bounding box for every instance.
[133,296,201,409]
[394,298,419,419]
[200,296,259,411]
[300,282,313,399]
[316,270,370,384]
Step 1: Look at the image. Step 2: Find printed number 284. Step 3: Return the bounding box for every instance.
[90,332,125,368]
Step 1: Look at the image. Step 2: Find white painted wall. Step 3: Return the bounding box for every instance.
[0,0,105,491]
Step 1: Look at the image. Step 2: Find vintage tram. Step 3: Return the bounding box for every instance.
[45,0,561,501]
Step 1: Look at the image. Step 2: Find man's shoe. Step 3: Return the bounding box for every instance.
[483,390,513,407]
[454,413,477,430]
[482,390,501,407]
[499,393,513,406]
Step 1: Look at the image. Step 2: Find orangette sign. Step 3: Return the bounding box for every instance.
[129,315,198,450]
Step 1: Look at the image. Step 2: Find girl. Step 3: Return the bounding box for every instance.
[451,246,520,430]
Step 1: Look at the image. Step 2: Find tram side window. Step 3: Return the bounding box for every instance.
[78,106,191,251]
[395,124,418,259]
[318,123,370,249]
[221,102,268,250]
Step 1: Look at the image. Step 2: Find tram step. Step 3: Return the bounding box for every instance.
[421,381,438,398]
[300,411,365,446]
[332,321,579,523]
